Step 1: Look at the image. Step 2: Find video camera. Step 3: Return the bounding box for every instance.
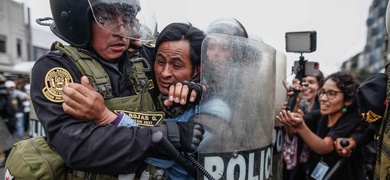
[285,30,320,111]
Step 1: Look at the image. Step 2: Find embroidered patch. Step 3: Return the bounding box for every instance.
[363,110,382,123]
[115,110,164,127]
[42,68,74,103]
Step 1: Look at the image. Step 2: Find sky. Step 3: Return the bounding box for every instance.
[14,0,373,76]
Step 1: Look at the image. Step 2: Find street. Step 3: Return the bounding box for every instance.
[1,167,4,179]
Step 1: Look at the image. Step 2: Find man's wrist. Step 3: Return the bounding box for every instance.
[110,113,124,126]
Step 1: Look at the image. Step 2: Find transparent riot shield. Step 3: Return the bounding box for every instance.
[196,33,276,180]
[272,50,287,180]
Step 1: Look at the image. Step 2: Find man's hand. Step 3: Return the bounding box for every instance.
[334,137,356,157]
[163,81,204,107]
[62,76,116,124]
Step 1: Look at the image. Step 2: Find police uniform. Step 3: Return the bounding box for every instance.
[30,45,164,174]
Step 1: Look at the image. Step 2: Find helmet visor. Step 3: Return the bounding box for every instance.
[88,0,141,39]
[138,11,157,43]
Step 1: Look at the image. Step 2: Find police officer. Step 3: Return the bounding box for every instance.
[29,0,204,175]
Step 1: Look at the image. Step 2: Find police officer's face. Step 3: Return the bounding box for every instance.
[154,40,200,95]
[206,39,232,64]
[90,20,130,60]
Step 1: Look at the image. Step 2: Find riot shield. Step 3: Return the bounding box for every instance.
[272,50,287,180]
[197,33,276,180]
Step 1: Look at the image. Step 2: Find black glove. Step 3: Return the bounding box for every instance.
[157,81,204,117]
[167,80,204,104]
[166,121,205,152]
[181,80,203,104]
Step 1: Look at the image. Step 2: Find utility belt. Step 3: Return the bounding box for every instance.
[66,169,119,180]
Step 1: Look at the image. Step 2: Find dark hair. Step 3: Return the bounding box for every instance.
[310,70,324,106]
[325,71,360,112]
[315,70,325,88]
[155,22,205,76]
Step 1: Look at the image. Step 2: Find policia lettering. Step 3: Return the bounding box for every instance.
[46,41,164,126]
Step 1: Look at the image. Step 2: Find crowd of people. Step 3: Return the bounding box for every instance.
[0,75,30,167]
[2,0,390,179]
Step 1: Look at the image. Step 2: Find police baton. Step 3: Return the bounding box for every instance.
[323,139,350,180]
[151,131,216,180]
[151,131,197,178]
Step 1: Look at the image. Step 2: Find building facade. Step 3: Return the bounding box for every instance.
[0,0,62,74]
[342,0,390,73]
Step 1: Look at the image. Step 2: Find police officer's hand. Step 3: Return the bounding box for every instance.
[62,76,116,124]
[164,121,205,152]
[163,81,205,107]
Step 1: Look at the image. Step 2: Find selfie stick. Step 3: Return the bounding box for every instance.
[285,54,306,111]
[323,139,350,180]
[151,131,216,180]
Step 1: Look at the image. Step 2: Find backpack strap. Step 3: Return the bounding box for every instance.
[51,41,113,99]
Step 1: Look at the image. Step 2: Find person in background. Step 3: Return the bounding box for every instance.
[0,75,15,168]
[277,71,365,180]
[22,83,30,133]
[282,71,324,180]
[5,80,29,140]
[333,2,390,180]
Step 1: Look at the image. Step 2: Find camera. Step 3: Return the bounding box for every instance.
[285,30,319,77]
[285,30,320,111]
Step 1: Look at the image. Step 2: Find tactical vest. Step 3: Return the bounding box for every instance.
[51,41,165,180]
[52,41,164,127]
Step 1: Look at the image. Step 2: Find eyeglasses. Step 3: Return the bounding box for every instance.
[317,89,342,100]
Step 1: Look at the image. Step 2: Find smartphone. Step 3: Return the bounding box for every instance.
[293,61,320,77]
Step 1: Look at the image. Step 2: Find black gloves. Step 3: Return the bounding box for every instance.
[157,81,204,117]
[180,80,203,104]
[165,121,205,152]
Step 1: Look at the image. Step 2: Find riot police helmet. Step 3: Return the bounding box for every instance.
[49,0,141,48]
[205,17,248,38]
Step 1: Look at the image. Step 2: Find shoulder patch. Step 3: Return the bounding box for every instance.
[42,68,74,103]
